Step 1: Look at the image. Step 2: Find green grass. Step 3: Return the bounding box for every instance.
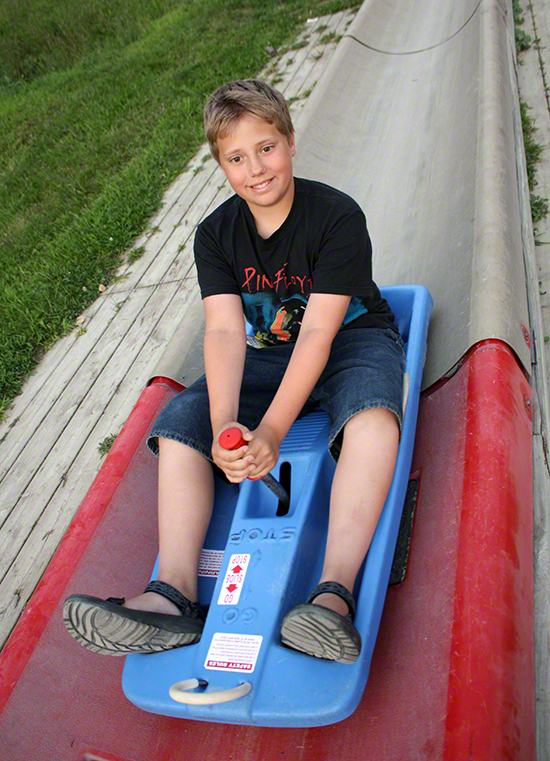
[521,99,550,227]
[0,0,358,416]
[513,0,531,53]
[520,100,543,191]
[98,432,117,456]
[531,194,549,224]
[519,98,550,229]
[514,1,549,229]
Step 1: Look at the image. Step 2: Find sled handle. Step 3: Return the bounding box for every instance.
[169,678,252,704]
[219,427,289,508]
[219,427,250,451]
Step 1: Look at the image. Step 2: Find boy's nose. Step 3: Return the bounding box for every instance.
[249,155,265,176]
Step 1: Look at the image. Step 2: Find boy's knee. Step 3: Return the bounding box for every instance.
[158,437,209,463]
[344,407,399,439]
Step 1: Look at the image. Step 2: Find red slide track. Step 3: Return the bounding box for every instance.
[0,340,535,760]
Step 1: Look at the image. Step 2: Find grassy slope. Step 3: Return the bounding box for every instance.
[0,0,357,415]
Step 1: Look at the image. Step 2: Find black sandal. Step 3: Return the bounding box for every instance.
[280,581,362,664]
[63,580,206,656]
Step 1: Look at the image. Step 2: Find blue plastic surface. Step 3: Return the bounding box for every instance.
[122,285,433,727]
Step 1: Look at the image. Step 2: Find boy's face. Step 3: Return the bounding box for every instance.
[217,114,295,217]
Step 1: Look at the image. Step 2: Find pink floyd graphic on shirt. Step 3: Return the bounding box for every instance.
[242,291,370,347]
[240,263,312,296]
[242,293,307,344]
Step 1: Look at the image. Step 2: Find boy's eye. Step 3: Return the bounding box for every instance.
[261,145,274,153]
[229,156,242,163]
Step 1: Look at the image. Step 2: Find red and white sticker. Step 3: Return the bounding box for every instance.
[217,553,250,606]
[198,549,225,578]
[204,632,263,673]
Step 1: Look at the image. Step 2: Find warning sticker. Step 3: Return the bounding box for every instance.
[198,549,225,578]
[204,632,263,673]
[217,553,250,606]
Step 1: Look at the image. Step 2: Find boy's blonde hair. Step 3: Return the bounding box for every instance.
[204,79,294,162]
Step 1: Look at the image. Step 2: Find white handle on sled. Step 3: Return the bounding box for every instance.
[169,678,252,704]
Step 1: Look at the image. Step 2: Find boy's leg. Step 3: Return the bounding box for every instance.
[63,370,222,654]
[63,438,214,654]
[281,328,403,662]
[312,327,404,614]
[312,407,399,617]
[280,406,399,662]
[122,438,214,615]
[123,346,292,616]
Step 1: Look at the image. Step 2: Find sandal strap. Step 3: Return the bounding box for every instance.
[307,581,356,619]
[144,580,205,621]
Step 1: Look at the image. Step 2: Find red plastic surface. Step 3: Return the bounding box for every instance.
[0,341,535,760]
[442,342,535,759]
[0,378,183,715]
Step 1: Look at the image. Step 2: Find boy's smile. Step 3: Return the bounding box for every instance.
[217,114,296,235]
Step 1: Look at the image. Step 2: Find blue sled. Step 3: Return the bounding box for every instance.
[122,284,433,727]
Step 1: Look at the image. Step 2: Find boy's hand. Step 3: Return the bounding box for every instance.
[212,423,281,482]
[244,423,281,480]
[212,423,255,483]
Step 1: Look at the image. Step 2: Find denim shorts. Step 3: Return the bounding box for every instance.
[148,327,405,466]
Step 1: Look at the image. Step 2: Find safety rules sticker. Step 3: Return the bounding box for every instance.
[217,553,250,606]
[198,549,225,578]
[204,632,263,673]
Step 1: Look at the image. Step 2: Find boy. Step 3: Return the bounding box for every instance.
[64,79,404,664]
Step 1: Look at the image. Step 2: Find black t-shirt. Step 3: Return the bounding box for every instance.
[194,177,396,346]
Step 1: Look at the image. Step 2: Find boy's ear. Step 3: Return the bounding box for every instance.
[289,132,296,157]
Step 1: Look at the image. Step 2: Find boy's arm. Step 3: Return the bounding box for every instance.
[245,292,351,479]
[203,294,255,479]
